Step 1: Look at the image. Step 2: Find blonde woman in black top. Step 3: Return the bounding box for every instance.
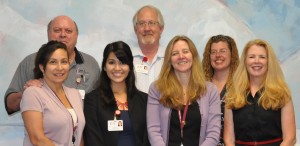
[224,39,296,146]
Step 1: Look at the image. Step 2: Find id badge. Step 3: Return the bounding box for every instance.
[135,64,148,74]
[78,89,85,100]
[108,120,123,131]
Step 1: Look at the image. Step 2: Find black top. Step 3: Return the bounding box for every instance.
[168,101,201,146]
[218,85,226,146]
[233,91,282,143]
[83,90,150,146]
[118,111,135,146]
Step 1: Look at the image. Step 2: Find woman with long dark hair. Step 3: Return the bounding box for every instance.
[84,41,150,146]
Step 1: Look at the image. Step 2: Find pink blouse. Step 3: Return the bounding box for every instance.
[21,81,85,146]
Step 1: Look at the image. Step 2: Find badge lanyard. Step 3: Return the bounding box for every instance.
[71,113,78,146]
[178,100,190,138]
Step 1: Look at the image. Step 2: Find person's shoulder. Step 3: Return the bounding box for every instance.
[136,90,148,98]
[83,89,100,109]
[202,81,219,101]
[149,82,158,91]
[24,86,41,92]
[77,50,100,65]
[133,90,148,104]
[23,86,43,98]
[86,88,98,94]
[77,50,97,61]
[21,52,37,63]
[78,50,93,57]
[23,52,36,58]
[85,89,100,99]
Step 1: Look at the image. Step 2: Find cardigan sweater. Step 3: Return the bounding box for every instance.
[147,82,221,146]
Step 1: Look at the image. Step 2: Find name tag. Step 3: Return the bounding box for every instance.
[135,64,148,74]
[78,89,85,99]
[108,120,123,131]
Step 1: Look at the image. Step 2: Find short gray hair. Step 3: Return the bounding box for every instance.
[132,5,164,27]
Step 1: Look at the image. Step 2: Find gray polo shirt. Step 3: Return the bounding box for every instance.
[4,47,100,114]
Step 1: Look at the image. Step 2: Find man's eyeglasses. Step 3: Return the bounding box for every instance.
[210,49,229,55]
[136,21,159,28]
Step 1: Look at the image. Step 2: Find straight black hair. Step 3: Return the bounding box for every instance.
[97,41,137,106]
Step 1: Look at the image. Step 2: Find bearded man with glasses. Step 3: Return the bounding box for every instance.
[132,5,165,93]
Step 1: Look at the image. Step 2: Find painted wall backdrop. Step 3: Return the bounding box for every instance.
[0,0,299,145]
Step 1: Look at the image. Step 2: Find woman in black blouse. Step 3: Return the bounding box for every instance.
[83,41,150,146]
[224,39,296,146]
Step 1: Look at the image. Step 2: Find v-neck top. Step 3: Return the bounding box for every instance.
[168,101,201,146]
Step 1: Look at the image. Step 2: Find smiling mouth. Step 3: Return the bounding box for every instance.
[252,66,263,70]
[112,72,124,77]
[54,73,65,77]
[215,60,224,63]
[178,61,188,65]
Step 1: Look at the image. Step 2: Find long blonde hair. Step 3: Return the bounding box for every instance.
[156,35,207,109]
[226,39,291,110]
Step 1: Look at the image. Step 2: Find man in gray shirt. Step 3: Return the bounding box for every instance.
[4,15,100,115]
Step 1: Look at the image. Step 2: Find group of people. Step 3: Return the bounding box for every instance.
[4,4,296,146]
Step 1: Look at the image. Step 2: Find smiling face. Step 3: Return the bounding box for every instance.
[47,16,78,53]
[210,41,231,72]
[40,49,69,85]
[171,40,193,75]
[246,44,268,81]
[104,52,130,86]
[134,7,164,45]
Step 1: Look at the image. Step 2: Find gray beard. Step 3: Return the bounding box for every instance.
[141,37,155,45]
